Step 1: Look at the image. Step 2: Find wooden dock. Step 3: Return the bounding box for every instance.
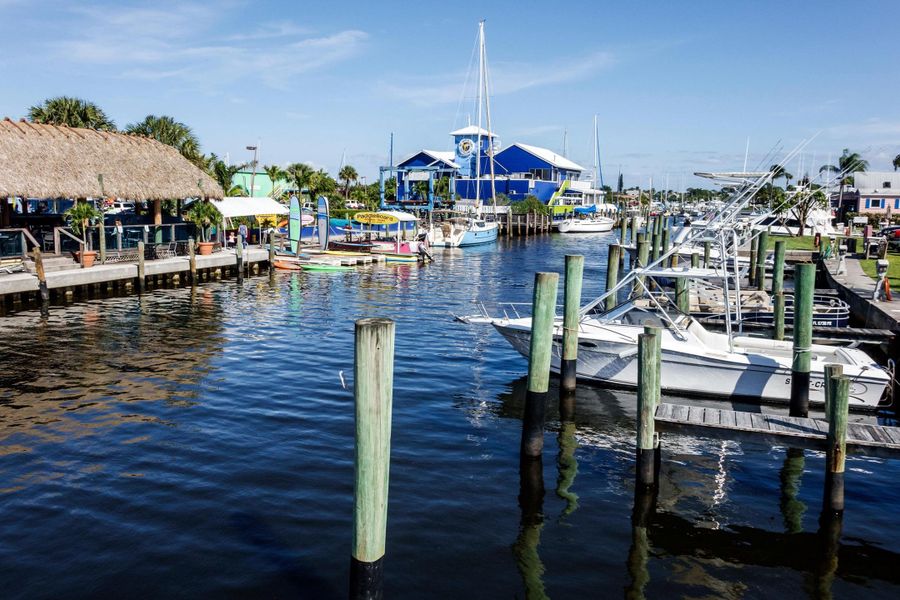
[655,402,900,458]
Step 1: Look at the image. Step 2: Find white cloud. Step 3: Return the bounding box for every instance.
[379,51,616,106]
[51,3,367,91]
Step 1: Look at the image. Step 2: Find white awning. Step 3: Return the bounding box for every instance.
[212,196,288,218]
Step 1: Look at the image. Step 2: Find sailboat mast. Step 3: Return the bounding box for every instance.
[481,20,498,215]
[474,21,484,214]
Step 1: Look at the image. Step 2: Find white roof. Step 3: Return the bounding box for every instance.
[378,210,419,222]
[213,196,288,218]
[398,149,460,169]
[512,143,585,172]
[449,125,495,137]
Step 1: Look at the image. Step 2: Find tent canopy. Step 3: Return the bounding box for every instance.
[213,196,288,218]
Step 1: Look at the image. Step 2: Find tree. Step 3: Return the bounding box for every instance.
[893,154,900,171]
[616,173,624,193]
[284,163,314,201]
[338,164,358,199]
[206,154,247,197]
[307,169,338,206]
[126,115,201,164]
[263,165,288,198]
[769,164,793,189]
[29,96,115,131]
[820,149,868,213]
[789,188,827,237]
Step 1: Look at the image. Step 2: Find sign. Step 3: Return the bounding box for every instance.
[353,211,400,225]
[852,216,868,225]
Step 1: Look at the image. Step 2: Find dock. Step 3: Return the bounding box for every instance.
[655,402,900,458]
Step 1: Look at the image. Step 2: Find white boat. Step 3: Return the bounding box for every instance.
[490,303,888,408]
[429,217,498,247]
[556,216,615,233]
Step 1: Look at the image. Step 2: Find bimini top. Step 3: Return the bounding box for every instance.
[377,210,419,222]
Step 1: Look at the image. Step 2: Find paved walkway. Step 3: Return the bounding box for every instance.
[824,255,900,329]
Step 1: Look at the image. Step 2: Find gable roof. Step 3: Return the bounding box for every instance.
[397,149,460,169]
[512,143,585,171]
[0,118,222,200]
[449,125,495,138]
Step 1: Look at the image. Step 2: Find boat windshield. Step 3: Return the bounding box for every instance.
[587,301,690,330]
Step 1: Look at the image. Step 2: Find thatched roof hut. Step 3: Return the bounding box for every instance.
[0,118,222,200]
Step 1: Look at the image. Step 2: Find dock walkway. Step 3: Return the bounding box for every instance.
[655,402,900,458]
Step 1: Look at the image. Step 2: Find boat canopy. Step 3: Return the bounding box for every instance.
[377,210,419,222]
[213,196,288,218]
[573,206,596,214]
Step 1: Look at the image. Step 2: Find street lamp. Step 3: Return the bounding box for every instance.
[246,144,258,197]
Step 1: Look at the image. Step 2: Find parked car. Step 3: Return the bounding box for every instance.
[106,201,135,215]
[876,225,900,249]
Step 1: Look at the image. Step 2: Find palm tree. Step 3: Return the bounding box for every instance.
[28,96,116,131]
[307,169,338,205]
[893,154,900,171]
[263,165,287,198]
[206,154,247,197]
[126,115,201,164]
[284,163,314,201]
[338,165,358,199]
[820,149,868,214]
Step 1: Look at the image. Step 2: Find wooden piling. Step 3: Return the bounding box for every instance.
[749,234,759,286]
[773,239,786,295]
[605,245,621,312]
[824,376,849,514]
[188,237,197,284]
[651,233,660,264]
[268,231,276,274]
[636,327,661,488]
[521,272,559,458]
[620,214,628,247]
[562,256,584,392]
[98,224,106,265]
[703,241,711,268]
[33,247,50,316]
[823,364,843,423]
[634,233,649,296]
[137,241,146,294]
[790,263,815,417]
[691,251,699,269]
[350,317,395,600]
[630,216,639,245]
[661,227,670,257]
[774,292,786,341]
[235,236,244,284]
[675,278,689,314]
[756,230,769,291]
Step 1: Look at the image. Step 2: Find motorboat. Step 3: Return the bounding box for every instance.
[489,302,888,408]
[557,215,615,233]
[428,217,498,247]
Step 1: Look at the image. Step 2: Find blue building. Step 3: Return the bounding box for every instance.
[380,126,590,210]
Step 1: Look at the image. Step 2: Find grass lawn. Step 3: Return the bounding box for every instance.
[765,235,829,251]
[859,252,900,289]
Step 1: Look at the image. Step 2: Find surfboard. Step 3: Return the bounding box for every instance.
[316,196,329,251]
[301,264,352,272]
[289,195,300,254]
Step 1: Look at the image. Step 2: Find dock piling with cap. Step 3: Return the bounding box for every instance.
[521,272,559,458]
[561,255,584,392]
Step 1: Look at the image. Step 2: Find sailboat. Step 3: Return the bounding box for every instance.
[464,162,891,409]
[428,21,499,248]
[554,116,615,234]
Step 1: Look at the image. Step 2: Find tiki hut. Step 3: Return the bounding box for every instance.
[0,117,222,226]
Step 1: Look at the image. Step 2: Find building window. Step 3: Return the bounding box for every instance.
[870,198,882,208]
[884,181,892,188]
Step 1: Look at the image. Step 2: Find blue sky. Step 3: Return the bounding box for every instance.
[1,0,898,189]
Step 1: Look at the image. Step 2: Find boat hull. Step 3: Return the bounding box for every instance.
[492,322,887,408]
[556,218,615,233]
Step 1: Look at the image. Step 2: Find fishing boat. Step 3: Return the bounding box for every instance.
[464,164,892,409]
[556,214,616,233]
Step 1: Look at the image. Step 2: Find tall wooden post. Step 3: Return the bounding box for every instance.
[350,318,395,600]
[773,240,786,294]
[561,256,584,392]
[790,263,815,417]
[823,363,843,422]
[650,233,660,264]
[605,245,621,312]
[630,216,639,245]
[634,233,649,296]
[521,272,559,458]
[268,231,276,275]
[137,241,146,294]
[675,278,689,314]
[620,214,628,247]
[235,235,244,284]
[661,227,670,257]
[703,241,711,268]
[824,376,849,514]
[691,251,699,269]
[33,247,50,316]
[756,230,769,291]
[636,327,661,488]
[774,293,786,341]
[749,234,759,286]
[188,237,197,284]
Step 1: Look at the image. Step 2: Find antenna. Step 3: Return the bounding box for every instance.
[743,137,750,173]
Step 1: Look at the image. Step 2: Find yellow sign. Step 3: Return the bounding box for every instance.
[257,214,278,227]
[353,211,399,225]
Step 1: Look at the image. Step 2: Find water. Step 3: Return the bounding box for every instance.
[1,234,898,599]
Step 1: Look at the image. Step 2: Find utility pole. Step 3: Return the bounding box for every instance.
[246,143,259,197]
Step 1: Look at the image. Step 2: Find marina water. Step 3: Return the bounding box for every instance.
[1,233,898,598]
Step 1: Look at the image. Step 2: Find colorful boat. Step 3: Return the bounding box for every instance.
[301,264,353,272]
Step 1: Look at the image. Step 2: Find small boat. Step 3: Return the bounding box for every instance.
[273,259,303,271]
[301,264,353,272]
[556,216,615,233]
[328,241,375,252]
[378,252,421,263]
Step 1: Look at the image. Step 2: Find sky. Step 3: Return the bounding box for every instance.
[1,0,899,189]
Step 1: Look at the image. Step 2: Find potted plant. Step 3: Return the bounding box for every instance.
[64,200,102,267]
[186,200,222,255]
